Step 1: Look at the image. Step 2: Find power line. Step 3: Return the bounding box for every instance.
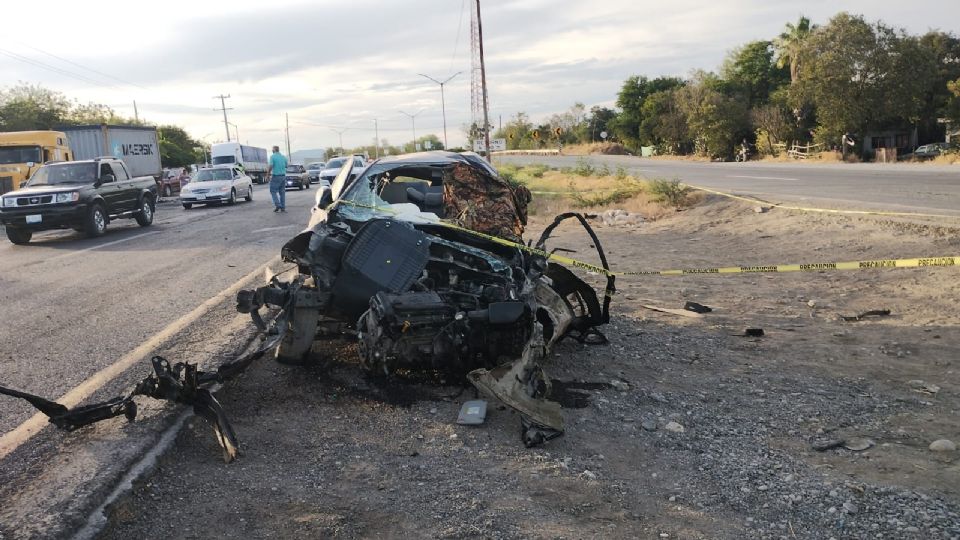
[0,47,119,89]
[449,0,467,73]
[19,43,148,91]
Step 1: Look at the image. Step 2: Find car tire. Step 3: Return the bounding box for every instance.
[135,196,154,226]
[85,203,107,238]
[245,185,253,202]
[228,189,236,205]
[183,203,192,210]
[162,185,172,198]
[5,227,32,245]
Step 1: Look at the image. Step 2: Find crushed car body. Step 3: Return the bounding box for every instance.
[1,151,614,461]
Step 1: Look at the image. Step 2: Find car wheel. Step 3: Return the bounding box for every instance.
[183,203,192,210]
[162,185,172,198]
[5,227,32,245]
[228,189,236,205]
[85,204,107,237]
[135,196,154,226]
[245,185,253,202]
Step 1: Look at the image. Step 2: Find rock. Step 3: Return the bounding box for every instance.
[610,379,630,392]
[807,299,818,308]
[753,206,768,213]
[641,418,658,432]
[843,501,859,515]
[843,438,875,451]
[664,421,685,433]
[929,439,957,452]
[581,470,598,480]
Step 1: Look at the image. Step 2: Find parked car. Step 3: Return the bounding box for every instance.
[284,164,310,190]
[180,165,254,209]
[0,158,156,244]
[900,142,954,161]
[158,167,187,197]
[306,162,325,184]
[317,156,364,186]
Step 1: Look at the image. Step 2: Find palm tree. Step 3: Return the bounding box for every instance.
[775,16,817,84]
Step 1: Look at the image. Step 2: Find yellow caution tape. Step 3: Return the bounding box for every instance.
[685,184,960,220]
[330,199,959,278]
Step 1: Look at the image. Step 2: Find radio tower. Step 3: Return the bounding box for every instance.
[470,0,491,160]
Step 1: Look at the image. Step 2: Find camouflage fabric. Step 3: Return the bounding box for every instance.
[442,162,530,242]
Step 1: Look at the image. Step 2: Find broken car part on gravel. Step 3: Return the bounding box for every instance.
[0,152,613,461]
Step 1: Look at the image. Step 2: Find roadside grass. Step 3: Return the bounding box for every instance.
[499,162,700,220]
[560,142,630,156]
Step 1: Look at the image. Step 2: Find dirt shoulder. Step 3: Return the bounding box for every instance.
[96,198,959,539]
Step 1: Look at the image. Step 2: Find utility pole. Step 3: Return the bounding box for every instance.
[476,0,491,161]
[398,110,424,152]
[133,100,140,124]
[213,94,232,142]
[285,113,291,159]
[374,119,380,159]
[418,72,461,149]
[330,127,349,155]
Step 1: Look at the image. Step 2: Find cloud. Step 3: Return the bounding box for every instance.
[0,0,957,150]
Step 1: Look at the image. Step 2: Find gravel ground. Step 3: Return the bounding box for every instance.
[96,197,959,539]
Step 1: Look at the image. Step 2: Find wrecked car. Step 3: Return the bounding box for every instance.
[237,151,614,446]
[0,151,614,462]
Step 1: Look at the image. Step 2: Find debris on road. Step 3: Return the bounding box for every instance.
[683,301,713,314]
[840,309,892,322]
[929,439,957,452]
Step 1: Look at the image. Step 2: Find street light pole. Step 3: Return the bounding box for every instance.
[330,127,349,155]
[373,119,380,159]
[418,72,461,149]
[398,109,424,152]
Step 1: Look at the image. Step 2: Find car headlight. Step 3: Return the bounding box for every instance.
[55,192,80,203]
[2,197,16,207]
[219,186,230,192]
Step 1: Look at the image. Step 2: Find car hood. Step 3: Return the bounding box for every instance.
[2,184,92,197]
[319,168,340,176]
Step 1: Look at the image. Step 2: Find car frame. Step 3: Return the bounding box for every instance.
[283,164,310,190]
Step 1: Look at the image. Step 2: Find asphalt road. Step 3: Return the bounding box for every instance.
[0,184,316,538]
[496,155,960,216]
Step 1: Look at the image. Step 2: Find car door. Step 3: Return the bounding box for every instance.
[110,162,138,212]
[97,162,124,212]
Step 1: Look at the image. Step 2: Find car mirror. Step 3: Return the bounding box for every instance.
[26,161,35,168]
[97,173,115,186]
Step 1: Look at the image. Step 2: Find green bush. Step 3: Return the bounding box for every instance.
[648,179,692,207]
[573,158,596,177]
[527,164,549,178]
[614,166,627,180]
[569,178,643,208]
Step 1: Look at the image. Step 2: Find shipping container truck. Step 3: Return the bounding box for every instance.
[0,131,73,194]
[62,125,162,181]
[210,142,269,183]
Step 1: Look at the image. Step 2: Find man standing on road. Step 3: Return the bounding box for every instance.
[268,146,288,212]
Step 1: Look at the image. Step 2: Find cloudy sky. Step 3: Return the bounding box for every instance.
[2,0,958,152]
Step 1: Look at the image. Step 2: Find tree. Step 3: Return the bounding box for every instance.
[638,89,690,153]
[610,76,684,149]
[586,106,617,143]
[751,104,794,155]
[800,13,937,145]
[774,16,817,84]
[0,84,71,131]
[674,71,750,158]
[722,40,790,107]
[158,125,204,168]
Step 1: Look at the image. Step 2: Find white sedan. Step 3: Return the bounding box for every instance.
[180,166,254,209]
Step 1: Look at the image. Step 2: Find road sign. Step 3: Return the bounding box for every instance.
[415,143,422,152]
[424,140,432,150]
[600,131,608,139]
[490,138,506,151]
[508,133,514,141]
[532,130,540,140]
[554,127,562,137]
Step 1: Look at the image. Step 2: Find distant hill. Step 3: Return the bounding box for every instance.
[290,148,326,163]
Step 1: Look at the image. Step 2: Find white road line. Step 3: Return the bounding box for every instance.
[727,175,799,182]
[0,255,280,461]
[43,231,162,263]
[250,225,297,234]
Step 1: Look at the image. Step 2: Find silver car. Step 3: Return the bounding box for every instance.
[180,165,254,209]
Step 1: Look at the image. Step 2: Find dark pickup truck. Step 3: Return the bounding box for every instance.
[0,158,157,244]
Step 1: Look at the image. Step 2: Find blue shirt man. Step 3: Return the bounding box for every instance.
[268,146,288,212]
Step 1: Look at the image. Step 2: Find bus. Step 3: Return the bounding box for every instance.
[210,142,269,183]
